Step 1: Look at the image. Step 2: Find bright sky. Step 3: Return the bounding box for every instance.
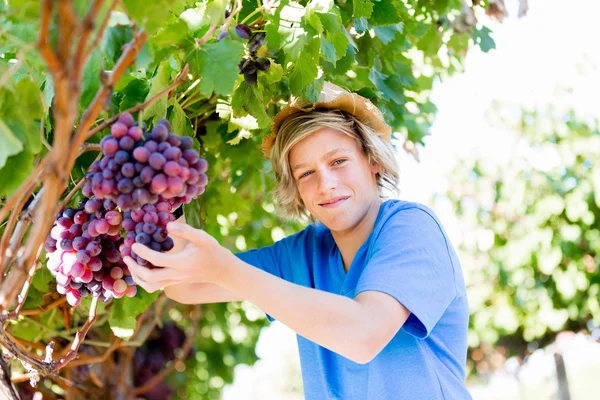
[222,0,600,398]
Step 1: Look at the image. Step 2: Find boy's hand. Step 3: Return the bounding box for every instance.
[123,222,234,293]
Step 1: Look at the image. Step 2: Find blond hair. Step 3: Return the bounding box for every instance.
[269,109,400,220]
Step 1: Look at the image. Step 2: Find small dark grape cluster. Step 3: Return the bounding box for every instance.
[45,199,136,306]
[121,201,176,268]
[232,25,270,85]
[84,114,208,212]
[133,322,188,400]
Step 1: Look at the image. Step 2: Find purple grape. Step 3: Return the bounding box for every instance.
[96,219,110,235]
[164,161,181,177]
[121,163,135,178]
[136,232,151,245]
[76,250,91,264]
[118,113,135,127]
[117,178,134,194]
[151,174,168,194]
[71,262,85,278]
[60,239,74,251]
[235,23,252,39]
[111,122,128,139]
[102,137,120,155]
[149,153,166,170]
[140,166,155,184]
[114,150,130,165]
[144,140,158,153]
[180,136,193,150]
[167,176,184,194]
[151,124,169,142]
[143,222,157,235]
[161,237,174,251]
[133,147,150,163]
[182,149,199,165]
[120,136,135,151]
[217,31,229,42]
[128,126,143,141]
[86,241,101,257]
[116,194,133,210]
[88,257,102,272]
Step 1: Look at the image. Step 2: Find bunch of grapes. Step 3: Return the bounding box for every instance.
[225,24,270,85]
[132,322,188,400]
[45,198,136,306]
[83,114,208,212]
[120,201,176,268]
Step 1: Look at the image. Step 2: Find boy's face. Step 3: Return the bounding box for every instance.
[289,127,380,232]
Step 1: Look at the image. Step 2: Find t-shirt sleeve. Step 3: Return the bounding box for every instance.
[233,227,312,323]
[354,207,457,339]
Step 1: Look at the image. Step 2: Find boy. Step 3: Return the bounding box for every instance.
[124,82,472,399]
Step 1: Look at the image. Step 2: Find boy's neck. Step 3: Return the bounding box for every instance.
[330,197,382,273]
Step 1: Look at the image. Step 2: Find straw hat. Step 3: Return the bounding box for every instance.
[261,82,392,158]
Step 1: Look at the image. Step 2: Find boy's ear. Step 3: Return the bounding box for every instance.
[369,159,381,175]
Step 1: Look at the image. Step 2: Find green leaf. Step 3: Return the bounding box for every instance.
[0,150,34,197]
[321,37,337,66]
[206,0,227,26]
[32,267,53,293]
[103,26,133,67]
[189,41,245,97]
[318,12,350,61]
[119,79,151,111]
[168,98,193,136]
[289,38,320,96]
[142,62,172,124]
[231,82,271,129]
[473,26,496,53]
[121,0,178,34]
[184,196,203,229]
[0,120,24,170]
[109,288,159,340]
[264,62,283,85]
[369,65,404,104]
[373,23,403,45]
[150,19,189,47]
[81,49,102,109]
[370,0,403,26]
[323,45,356,75]
[353,0,374,19]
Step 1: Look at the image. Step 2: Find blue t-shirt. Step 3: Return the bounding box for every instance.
[235,199,472,400]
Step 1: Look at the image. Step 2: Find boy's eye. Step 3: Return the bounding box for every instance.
[299,171,312,179]
[333,159,346,166]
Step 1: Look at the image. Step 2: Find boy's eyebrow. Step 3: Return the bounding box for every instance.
[292,148,351,171]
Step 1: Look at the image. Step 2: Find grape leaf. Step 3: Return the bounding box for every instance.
[189,41,245,98]
[353,0,374,19]
[0,119,24,170]
[370,0,403,26]
[0,150,34,197]
[289,38,320,96]
[109,288,159,340]
[81,48,102,109]
[231,82,271,129]
[142,62,172,124]
[473,26,496,53]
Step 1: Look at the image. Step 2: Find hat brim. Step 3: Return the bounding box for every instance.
[262,84,392,158]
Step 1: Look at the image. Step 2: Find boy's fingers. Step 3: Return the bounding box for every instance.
[131,243,172,267]
[167,222,208,247]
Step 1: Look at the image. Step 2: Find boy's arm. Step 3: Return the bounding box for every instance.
[218,255,410,364]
